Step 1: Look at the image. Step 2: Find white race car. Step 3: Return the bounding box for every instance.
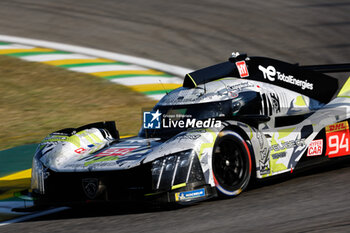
[31,53,350,205]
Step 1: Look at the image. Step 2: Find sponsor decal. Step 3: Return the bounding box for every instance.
[143,109,162,129]
[326,121,350,158]
[256,132,265,149]
[270,139,305,152]
[271,151,286,159]
[81,147,149,167]
[43,135,68,141]
[175,188,206,202]
[65,161,118,169]
[95,147,138,157]
[326,121,348,133]
[75,144,97,155]
[75,147,87,154]
[307,139,323,156]
[269,93,281,113]
[227,81,255,91]
[258,65,313,90]
[175,134,201,141]
[259,147,270,175]
[236,61,249,78]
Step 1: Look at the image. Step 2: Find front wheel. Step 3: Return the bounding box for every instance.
[212,130,252,197]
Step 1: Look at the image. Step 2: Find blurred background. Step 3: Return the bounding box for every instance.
[1,0,349,68]
[0,0,349,232]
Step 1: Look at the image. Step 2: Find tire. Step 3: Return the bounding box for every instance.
[212,130,252,197]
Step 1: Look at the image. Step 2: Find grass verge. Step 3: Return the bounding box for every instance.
[0,55,157,150]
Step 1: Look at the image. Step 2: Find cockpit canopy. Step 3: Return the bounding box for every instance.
[139,91,262,139]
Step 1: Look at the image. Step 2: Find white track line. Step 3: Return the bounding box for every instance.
[0,35,193,76]
[22,53,96,62]
[148,94,167,100]
[110,76,183,86]
[0,44,35,50]
[0,207,70,227]
[69,64,148,73]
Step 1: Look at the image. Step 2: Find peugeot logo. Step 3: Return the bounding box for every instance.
[82,178,99,199]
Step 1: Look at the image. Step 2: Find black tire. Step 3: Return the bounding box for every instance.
[212,130,252,197]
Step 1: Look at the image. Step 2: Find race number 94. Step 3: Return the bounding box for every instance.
[327,133,349,156]
[325,121,350,158]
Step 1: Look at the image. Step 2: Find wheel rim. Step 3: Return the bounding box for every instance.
[213,138,247,190]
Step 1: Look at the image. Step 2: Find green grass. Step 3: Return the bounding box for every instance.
[0,55,157,150]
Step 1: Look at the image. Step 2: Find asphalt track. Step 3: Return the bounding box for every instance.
[0,0,350,232]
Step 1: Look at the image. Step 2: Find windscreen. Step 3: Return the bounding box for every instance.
[139,91,262,139]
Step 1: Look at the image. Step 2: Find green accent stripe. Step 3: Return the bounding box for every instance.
[57,62,127,68]
[7,51,71,57]
[142,89,172,95]
[104,73,173,79]
[0,42,10,45]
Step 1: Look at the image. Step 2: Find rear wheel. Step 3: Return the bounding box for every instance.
[212,130,252,197]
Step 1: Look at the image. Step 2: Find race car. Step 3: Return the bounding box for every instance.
[31,53,350,205]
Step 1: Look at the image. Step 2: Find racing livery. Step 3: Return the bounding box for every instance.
[31,53,350,205]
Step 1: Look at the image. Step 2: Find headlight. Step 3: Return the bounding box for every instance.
[31,151,46,194]
[151,149,204,191]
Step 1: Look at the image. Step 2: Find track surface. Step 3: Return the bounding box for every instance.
[0,0,350,232]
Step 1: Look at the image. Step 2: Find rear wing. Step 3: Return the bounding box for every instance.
[300,63,350,99]
[183,54,349,103]
[300,63,350,73]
